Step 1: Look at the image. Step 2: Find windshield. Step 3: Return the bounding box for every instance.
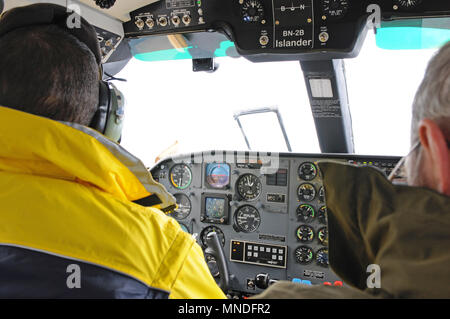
[114,31,438,166]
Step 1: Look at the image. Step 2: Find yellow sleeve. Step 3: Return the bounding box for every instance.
[169,242,227,299]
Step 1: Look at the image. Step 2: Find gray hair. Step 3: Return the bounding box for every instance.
[411,41,450,145]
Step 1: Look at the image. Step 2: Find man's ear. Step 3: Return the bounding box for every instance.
[418,119,450,195]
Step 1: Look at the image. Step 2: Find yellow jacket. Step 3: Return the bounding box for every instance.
[0,106,225,299]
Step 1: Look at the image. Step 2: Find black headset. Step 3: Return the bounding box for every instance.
[0,3,124,142]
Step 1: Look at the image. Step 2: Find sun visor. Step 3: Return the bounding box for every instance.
[129,31,239,62]
[376,17,450,50]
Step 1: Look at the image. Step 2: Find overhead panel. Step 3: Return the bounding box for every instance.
[79,0,160,22]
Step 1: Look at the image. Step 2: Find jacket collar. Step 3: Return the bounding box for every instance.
[0,106,176,211]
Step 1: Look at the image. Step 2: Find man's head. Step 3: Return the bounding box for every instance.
[406,41,450,195]
[0,7,99,126]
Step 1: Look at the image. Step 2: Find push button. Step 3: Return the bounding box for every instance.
[292,278,312,285]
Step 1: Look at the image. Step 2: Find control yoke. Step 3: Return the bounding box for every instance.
[205,232,230,292]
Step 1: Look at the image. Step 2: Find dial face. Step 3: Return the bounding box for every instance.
[172,193,191,220]
[395,0,422,8]
[241,0,265,23]
[318,227,329,246]
[296,225,314,242]
[235,205,261,233]
[318,206,328,225]
[200,226,225,248]
[295,246,314,265]
[297,183,316,202]
[316,248,329,267]
[237,174,262,201]
[297,204,315,223]
[298,162,317,181]
[170,164,192,190]
[322,0,349,18]
[206,163,230,189]
[318,186,325,203]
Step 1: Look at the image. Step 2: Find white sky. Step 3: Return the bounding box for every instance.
[115,31,437,167]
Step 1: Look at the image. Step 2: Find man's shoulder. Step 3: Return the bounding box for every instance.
[117,199,193,248]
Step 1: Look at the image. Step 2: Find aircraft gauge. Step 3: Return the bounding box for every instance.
[296,225,314,242]
[322,0,349,18]
[206,163,230,189]
[170,164,192,190]
[234,205,261,233]
[237,174,262,201]
[316,248,329,267]
[318,206,328,225]
[318,227,329,246]
[318,186,325,203]
[295,246,314,264]
[298,162,317,181]
[172,193,191,220]
[297,204,315,223]
[241,0,265,23]
[297,183,316,202]
[200,226,225,248]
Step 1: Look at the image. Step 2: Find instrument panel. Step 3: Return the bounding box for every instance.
[151,151,402,297]
[123,0,450,61]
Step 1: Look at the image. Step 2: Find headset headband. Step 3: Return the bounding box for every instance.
[0,3,102,65]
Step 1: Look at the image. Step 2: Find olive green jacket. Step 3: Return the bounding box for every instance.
[256,162,450,299]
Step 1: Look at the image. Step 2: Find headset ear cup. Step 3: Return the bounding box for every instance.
[103,83,125,143]
[89,81,124,143]
[89,81,111,134]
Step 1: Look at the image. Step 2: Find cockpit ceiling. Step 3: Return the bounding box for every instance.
[3,0,159,22]
[78,0,160,22]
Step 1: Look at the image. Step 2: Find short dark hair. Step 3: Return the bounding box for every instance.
[0,24,99,125]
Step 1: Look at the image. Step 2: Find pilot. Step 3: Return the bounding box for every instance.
[0,3,225,299]
[256,41,450,299]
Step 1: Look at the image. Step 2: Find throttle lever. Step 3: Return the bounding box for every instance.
[205,232,230,292]
[255,273,278,289]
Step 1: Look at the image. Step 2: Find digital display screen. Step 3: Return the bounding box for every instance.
[205,197,226,219]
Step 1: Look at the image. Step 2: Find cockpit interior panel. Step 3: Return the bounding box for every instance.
[123,0,450,62]
[151,151,402,297]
